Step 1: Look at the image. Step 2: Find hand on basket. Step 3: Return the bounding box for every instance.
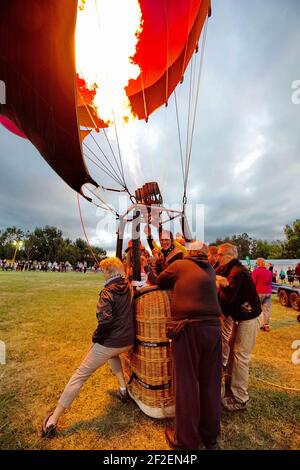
[216,275,229,289]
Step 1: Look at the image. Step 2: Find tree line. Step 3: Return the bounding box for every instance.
[210,219,300,259]
[1,218,299,264]
[0,226,106,265]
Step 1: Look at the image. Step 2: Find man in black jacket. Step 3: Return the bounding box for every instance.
[157,241,222,450]
[216,243,262,411]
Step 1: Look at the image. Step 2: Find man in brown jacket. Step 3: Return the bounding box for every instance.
[157,241,222,450]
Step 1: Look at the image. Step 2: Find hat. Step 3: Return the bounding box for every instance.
[176,235,186,246]
[125,240,145,252]
[186,240,208,256]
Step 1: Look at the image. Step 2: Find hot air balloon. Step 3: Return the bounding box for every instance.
[0,0,211,418]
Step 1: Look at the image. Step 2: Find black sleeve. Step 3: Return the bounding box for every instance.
[218,269,244,306]
[147,235,155,252]
[144,264,157,285]
[157,263,178,290]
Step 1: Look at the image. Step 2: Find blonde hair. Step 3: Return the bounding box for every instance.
[99,257,125,277]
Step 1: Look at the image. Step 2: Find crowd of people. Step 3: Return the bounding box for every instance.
[0,259,89,272]
[42,229,280,451]
[276,264,300,284]
[249,262,300,285]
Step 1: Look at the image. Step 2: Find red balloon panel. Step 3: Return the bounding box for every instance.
[128,0,203,95]
[0,115,27,139]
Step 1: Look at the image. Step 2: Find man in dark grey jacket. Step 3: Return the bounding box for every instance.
[157,241,222,450]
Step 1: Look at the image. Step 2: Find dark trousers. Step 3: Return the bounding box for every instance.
[173,323,222,449]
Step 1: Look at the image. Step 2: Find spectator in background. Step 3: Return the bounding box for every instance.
[252,258,272,332]
[208,245,219,269]
[83,260,88,273]
[286,267,294,284]
[295,263,300,284]
[269,264,277,283]
[279,269,286,282]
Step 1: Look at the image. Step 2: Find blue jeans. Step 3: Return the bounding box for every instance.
[259,293,271,325]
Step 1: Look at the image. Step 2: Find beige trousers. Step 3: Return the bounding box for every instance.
[222,314,262,403]
[58,342,132,409]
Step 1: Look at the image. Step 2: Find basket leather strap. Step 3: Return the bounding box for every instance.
[128,372,172,390]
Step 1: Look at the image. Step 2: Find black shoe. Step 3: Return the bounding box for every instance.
[165,426,191,450]
[204,441,218,450]
[222,396,249,411]
[117,389,131,404]
[41,412,57,438]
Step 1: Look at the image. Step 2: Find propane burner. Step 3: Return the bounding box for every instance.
[135,182,163,206]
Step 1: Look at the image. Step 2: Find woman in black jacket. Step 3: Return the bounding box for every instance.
[42,257,134,438]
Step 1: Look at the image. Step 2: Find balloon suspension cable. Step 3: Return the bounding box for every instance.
[85,187,120,217]
[90,131,128,186]
[183,16,208,205]
[174,89,185,188]
[110,106,135,202]
[102,128,126,184]
[173,14,209,215]
[77,193,99,265]
[79,97,134,202]
[78,82,128,190]
[81,120,135,202]
[84,150,125,188]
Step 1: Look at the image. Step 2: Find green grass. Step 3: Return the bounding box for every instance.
[0,271,299,450]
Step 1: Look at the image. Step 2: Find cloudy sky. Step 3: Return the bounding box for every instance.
[1,0,300,253]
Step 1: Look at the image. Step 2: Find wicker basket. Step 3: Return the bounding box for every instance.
[121,288,175,418]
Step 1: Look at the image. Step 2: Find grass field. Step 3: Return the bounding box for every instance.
[0,271,299,450]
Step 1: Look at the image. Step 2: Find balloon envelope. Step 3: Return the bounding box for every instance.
[0,0,210,197]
